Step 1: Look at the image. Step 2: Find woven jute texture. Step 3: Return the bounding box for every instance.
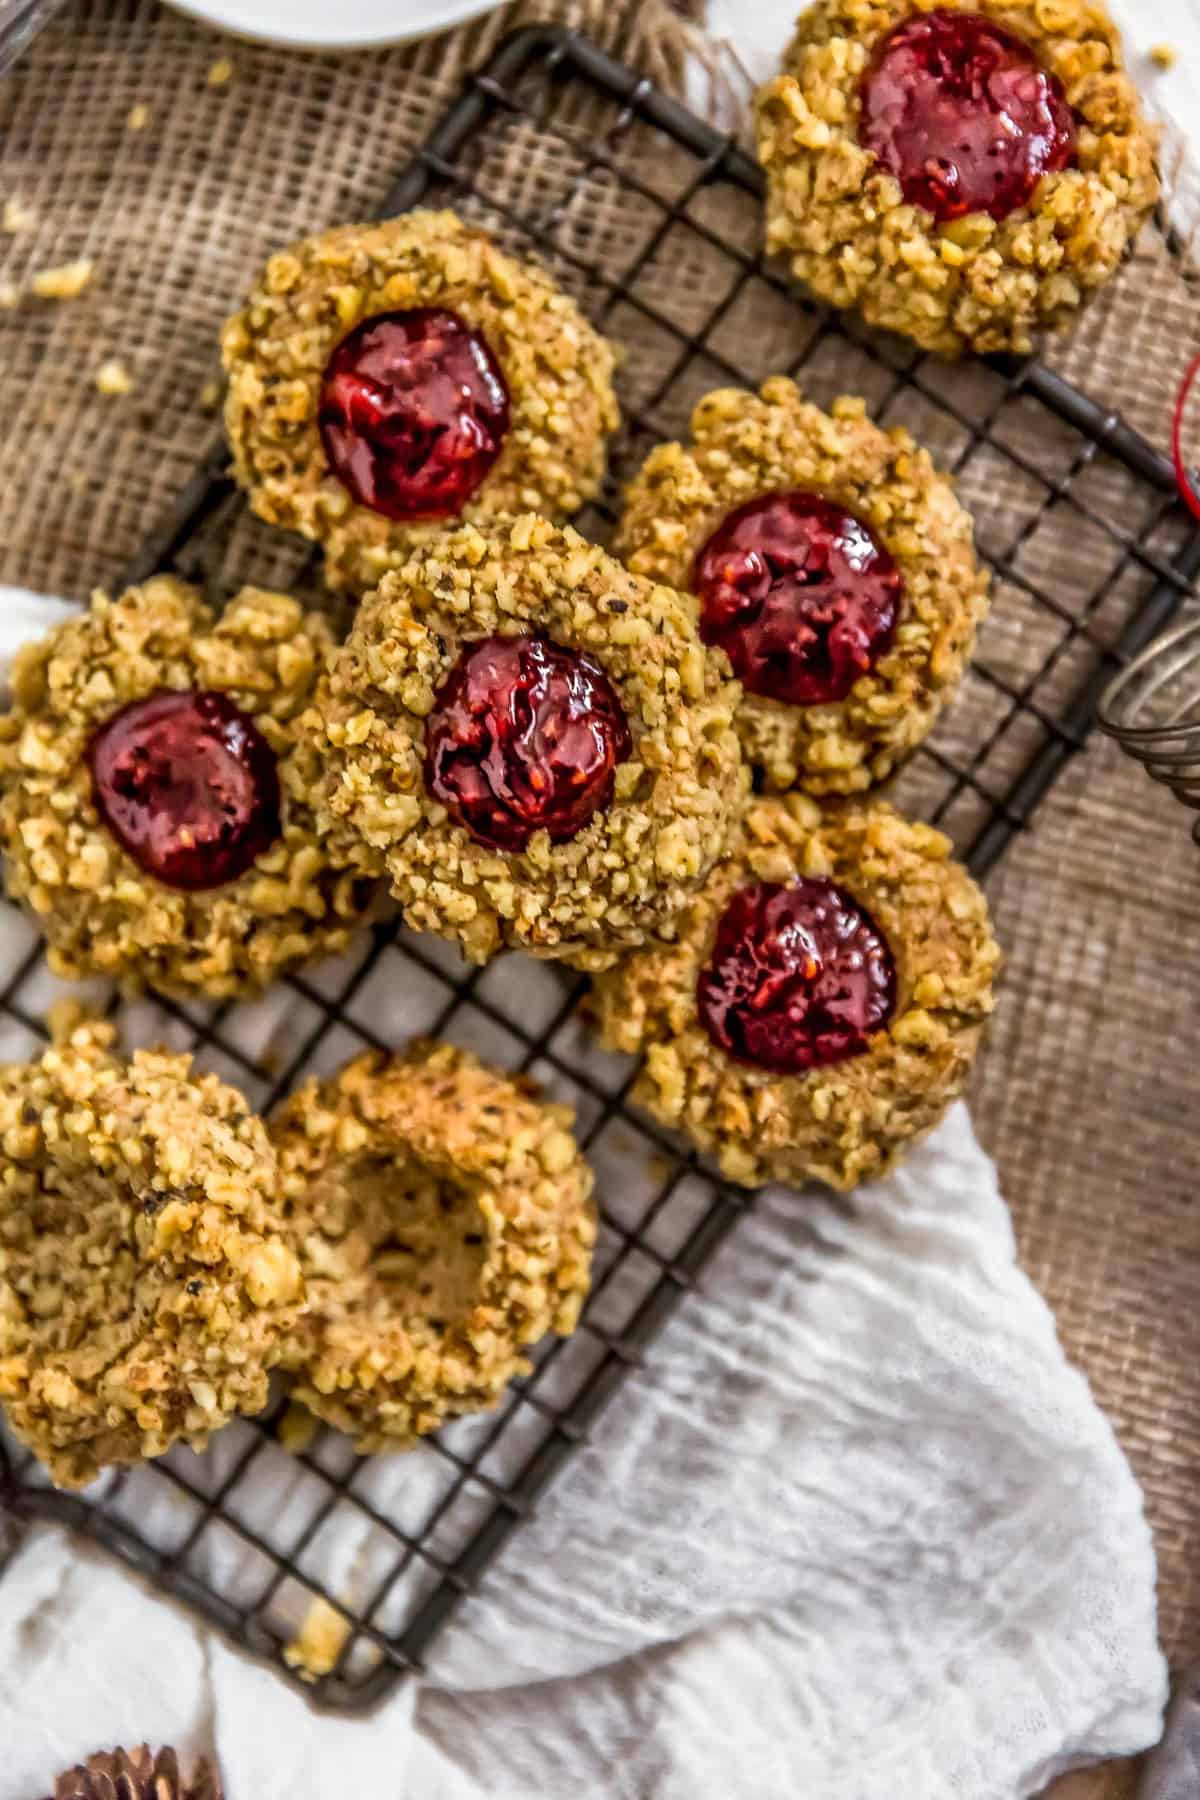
[0,3,1198,1789]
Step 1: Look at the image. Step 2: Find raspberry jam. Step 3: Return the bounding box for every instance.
[318,307,510,520]
[89,689,282,892]
[697,877,897,1073]
[859,8,1077,223]
[693,491,902,707]
[423,634,632,853]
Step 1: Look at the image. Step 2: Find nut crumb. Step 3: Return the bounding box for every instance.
[198,376,222,411]
[284,1597,350,1681]
[127,102,152,129]
[31,259,93,300]
[277,1399,318,1454]
[94,358,133,397]
[3,199,35,235]
[0,280,20,310]
[207,56,235,86]
[1149,43,1176,69]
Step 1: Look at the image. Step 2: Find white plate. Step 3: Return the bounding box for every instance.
[163,0,503,53]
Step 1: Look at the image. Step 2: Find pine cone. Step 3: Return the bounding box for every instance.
[44,1746,222,1800]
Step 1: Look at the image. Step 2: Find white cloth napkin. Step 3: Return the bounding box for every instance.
[0,593,1169,1796]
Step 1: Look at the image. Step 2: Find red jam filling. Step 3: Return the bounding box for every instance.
[693,491,902,708]
[423,634,632,853]
[696,877,897,1074]
[89,689,282,892]
[318,307,510,520]
[858,7,1077,223]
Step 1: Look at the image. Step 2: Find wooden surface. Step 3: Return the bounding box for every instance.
[1045,1766,1142,1800]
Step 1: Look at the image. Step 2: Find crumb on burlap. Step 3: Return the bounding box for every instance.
[207,57,235,87]
[127,102,152,129]
[199,376,222,411]
[0,281,19,310]
[1149,43,1176,69]
[284,1597,351,1681]
[95,358,133,397]
[2,199,35,235]
[30,259,93,300]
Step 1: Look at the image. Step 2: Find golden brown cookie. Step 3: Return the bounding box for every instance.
[756,0,1159,355]
[0,1021,302,1488]
[614,379,987,794]
[591,797,1000,1190]
[221,210,619,592]
[312,514,747,968]
[0,577,375,998]
[270,1041,596,1452]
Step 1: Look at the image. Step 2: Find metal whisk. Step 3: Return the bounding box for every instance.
[1098,616,1200,846]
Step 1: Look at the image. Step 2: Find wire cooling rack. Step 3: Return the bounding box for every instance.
[2,23,1199,1712]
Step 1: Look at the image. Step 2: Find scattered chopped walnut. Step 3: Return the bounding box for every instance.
[31,259,93,300]
[1149,43,1176,70]
[207,56,235,86]
[276,1399,318,1454]
[198,376,222,411]
[283,1597,350,1681]
[94,358,133,397]
[2,199,35,235]
[127,102,152,129]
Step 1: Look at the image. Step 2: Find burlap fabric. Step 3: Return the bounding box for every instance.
[0,4,1197,1793]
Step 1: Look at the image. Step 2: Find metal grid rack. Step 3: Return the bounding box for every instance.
[1,24,1198,1711]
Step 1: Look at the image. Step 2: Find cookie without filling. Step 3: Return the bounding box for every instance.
[755,0,1159,355]
[0,1021,302,1488]
[312,515,747,968]
[221,210,619,591]
[615,379,988,794]
[0,577,375,998]
[591,797,1000,1190]
[271,1041,596,1452]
